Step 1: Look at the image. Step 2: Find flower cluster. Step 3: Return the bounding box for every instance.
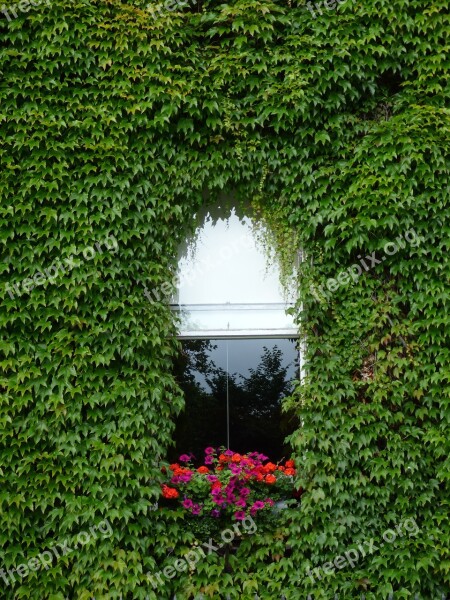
[160,448,297,521]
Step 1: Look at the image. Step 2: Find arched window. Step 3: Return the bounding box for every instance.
[170,204,300,462]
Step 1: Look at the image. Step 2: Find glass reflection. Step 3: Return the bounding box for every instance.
[172,339,299,462]
[172,206,297,337]
[176,208,295,304]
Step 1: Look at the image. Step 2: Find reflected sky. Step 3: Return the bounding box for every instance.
[176,209,296,305]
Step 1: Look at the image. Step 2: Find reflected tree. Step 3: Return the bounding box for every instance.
[171,340,227,461]
[230,346,296,460]
[171,341,298,462]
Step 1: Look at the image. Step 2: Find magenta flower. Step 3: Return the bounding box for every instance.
[192,503,202,515]
[212,490,224,504]
[169,448,291,521]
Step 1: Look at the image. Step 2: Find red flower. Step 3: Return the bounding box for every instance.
[265,474,277,484]
[264,462,277,473]
[197,466,209,474]
[231,453,242,463]
[284,468,296,476]
[277,466,285,472]
[285,460,295,468]
[161,485,179,499]
[169,464,179,471]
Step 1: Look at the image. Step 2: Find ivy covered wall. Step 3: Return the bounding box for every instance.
[0,0,449,598]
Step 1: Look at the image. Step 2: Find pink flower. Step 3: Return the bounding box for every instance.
[179,454,191,463]
[205,447,215,455]
[182,498,194,509]
[192,503,202,515]
[225,482,236,493]
[211,509,220,518]
[235,499,247,508]
[207,475,219,483]
[212,490,224,504]
[234,511,246,521]
[224,450,234,457]
[264,498,275,507]
[250,500,266,515]
[240,487,251,497]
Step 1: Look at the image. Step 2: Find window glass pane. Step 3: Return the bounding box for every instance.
[176,304,296,337]
[172,338,299,462]
[176,209,295,305]
[172,207,298,337]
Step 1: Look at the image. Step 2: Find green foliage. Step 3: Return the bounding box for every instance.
[0,0,449,598]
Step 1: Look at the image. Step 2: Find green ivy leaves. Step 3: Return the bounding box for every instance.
[0,0,449,598]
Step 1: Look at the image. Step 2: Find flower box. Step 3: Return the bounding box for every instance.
[159,447,300,529]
